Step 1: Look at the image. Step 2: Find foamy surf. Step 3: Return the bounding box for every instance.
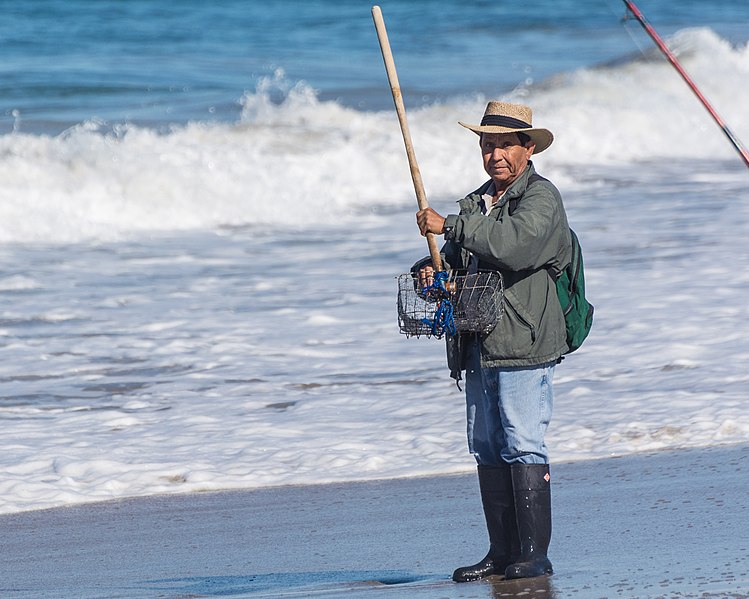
[1,28,747,244]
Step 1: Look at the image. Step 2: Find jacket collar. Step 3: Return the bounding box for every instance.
[464,161,537,211]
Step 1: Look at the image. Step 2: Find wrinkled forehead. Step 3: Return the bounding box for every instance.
[480,131,524,145]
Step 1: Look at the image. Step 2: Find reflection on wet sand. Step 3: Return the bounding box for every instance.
[485,574,557,598]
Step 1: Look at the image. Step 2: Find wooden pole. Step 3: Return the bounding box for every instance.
[372,5,444,271]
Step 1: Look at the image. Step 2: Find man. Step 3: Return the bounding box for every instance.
[415,101,571,582]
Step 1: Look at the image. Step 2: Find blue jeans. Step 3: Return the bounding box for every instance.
[465,341,554,466]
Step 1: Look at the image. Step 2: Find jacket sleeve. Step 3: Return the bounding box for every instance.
[443,183,564,272]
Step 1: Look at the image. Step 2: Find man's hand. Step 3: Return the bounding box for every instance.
[416,208,446,237]
[417,264,435,289]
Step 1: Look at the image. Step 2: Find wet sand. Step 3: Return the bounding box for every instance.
[1,443,748,598]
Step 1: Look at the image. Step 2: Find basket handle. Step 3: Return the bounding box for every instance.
[372,5,444,272]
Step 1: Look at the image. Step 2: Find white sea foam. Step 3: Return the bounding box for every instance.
[0,29,746,244]
[1,28,748,515]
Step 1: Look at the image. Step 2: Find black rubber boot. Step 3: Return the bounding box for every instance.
[452,464,520,582]
[504,463,554,579]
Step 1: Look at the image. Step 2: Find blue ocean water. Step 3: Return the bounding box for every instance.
[2,0,747,134]
[1,0,749,514]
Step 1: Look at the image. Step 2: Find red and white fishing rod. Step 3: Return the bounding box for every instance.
[622,0,749,170]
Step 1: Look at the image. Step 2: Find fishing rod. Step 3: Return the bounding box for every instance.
[621,0,749,169]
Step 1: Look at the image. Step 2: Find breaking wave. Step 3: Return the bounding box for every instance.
[0,28,746,243]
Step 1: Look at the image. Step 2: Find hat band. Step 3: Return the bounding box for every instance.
[480,115,532,129]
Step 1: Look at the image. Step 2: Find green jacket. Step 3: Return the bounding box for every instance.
[439,162,572,378]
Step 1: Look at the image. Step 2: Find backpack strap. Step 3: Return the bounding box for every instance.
[506,173,563,280]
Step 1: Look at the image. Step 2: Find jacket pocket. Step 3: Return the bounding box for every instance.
[482,288,538,359]
[506,296,537,344]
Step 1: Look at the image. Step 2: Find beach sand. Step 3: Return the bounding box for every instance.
[1,443,748,598]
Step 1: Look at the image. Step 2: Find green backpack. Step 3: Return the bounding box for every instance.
[555,228,594,353]
[512,174,594,354]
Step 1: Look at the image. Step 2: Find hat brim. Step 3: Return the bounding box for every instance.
[458,122,554,154]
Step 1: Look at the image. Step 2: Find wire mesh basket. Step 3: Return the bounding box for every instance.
[397,270,504,338]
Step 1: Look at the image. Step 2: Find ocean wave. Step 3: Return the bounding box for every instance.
[0,28,746,244]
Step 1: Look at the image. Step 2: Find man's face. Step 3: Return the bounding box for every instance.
[481,132,535,191]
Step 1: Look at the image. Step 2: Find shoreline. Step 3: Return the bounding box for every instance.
[2,443,748,598]
[2,440,745,519]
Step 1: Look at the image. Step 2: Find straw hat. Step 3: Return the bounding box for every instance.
[459,101,554,154]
